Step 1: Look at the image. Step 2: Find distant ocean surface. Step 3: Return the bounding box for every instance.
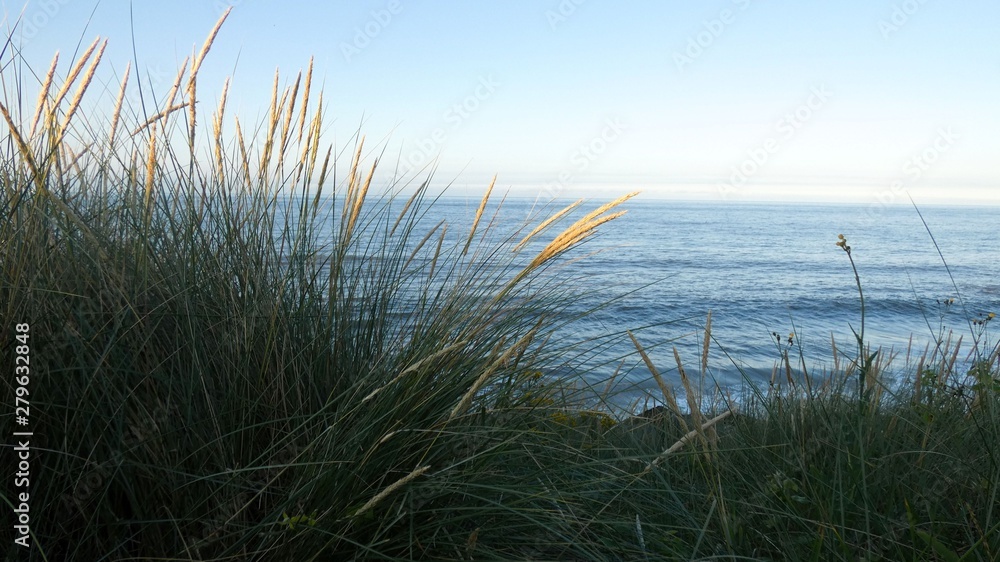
[416,197,1000,400]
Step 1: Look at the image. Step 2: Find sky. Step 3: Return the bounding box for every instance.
[3,0,999,204]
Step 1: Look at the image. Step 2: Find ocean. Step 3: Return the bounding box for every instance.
[420,196,1000,402]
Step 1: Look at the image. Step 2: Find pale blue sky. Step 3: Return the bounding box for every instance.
[4,0,998,203]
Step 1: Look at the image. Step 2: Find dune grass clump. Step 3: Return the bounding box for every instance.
[0,13,643,560]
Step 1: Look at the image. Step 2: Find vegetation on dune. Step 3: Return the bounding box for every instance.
[1,11,998,561]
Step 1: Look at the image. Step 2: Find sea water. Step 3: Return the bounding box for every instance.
[423,196,1000,400]
[287,193,1000,402]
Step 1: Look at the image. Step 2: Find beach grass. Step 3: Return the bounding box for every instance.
[2,14,999,561]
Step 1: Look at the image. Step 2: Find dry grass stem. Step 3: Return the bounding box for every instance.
[194,7,231,74]
[279,71,300,158]
[270,87,291,167]
[450,326,538,420]
[513,198,583,252]
[530,192,638,268]
[463,175,496,256]
[362,342,469,404]
[50,37,100,114]
[311,94,324,157]
[628,331,684,425]
[108,62,131,149]
[344,137,365,216]
[316,145,333,193]
[144,124,157,209]
[405,220,446,270]
[642,410,733,474]
[213,78,230,183]
[674,347,703,434]
[297,57,314,144]
[947,335,963,375]
[187,7,231,149]
[160,57,190,130]
[234,117,252,189]
[57,39,107,144]
[259,68,281,173]
[569,191,639,234]
[343,160,375,245]
[536,209,625,267]
[30,53,59,137]
[391,187,422,237]
[0,103,43,190]
[353,465,431,519]
[301,94,324,176]
[64,144,90,176]
[499,192,636,299]
[701,311,712,377]
[131,103,190,136]
[429,225,446,279]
